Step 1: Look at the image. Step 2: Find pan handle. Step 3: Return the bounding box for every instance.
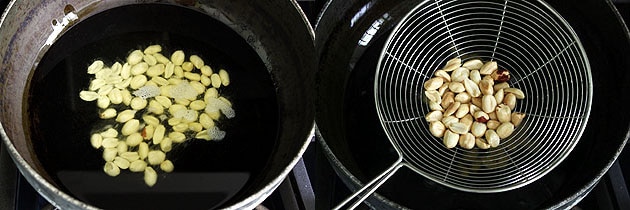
[333,158,404,210]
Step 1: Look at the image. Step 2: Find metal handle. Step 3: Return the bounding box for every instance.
[334,160,404,210]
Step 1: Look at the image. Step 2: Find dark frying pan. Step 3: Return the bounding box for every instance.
[315,0,630,209]
[0,0,315,209]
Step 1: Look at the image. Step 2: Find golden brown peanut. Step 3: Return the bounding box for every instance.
[425,90,441,103]
[448,82,466,93]
[459,133,475,149]
[493,82,510,92]
[429,101,443,111]
[441,115,459,128]
[504,88,525,99]
[504,93,517,110]
[438,83,449,96]
[485,130,500,147]
[462,59,483,70]
[424,77,444,90]
[425,110,443,122]
[454,92,471,103]
[476,138,491,149]
[441,92,455,108]
[460,114,474,130]
[479,79,494,96]
[494,89,504,105]
[469,104,481,116]
[451,67,469,83]
[470,70,481,84]
[443,130,459,148]
[455,104,469,118]
[473,111,490,123]
[512,112,526,126]
[444,102,461,117]
[429,121,446,138]
[496,104,512,123]
[463,78,481,97]
[480,61,497,75]
[471,122,487,137]
[443,58,461,72]
[481,95,497,113]
[435,70,451,82]
[471,97,482,107]
[449,122,469,134]
[496,122,515,138]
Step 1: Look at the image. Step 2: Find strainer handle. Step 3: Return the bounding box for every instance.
[333,159,404,210]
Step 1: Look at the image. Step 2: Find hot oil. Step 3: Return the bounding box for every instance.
[26,4,278,209]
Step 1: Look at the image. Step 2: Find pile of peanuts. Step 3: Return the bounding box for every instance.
[423,58,526,149]
[79,45,234,186]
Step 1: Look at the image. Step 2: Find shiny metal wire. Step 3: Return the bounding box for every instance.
[376,0,590,193]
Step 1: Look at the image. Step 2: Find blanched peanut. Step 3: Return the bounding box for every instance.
[188,122,203,132]
[121,89,133,106]
[127,50,144,65]
[190,100,206,111]
[108,88,123,104]
[172,123,188,132]
[144,54,157,66]
[130,75,148,89]
[153,125,166,145]
[143,124,155,140]
[121,119,140,136]
[131,62,149,75]
[171,50,185,65]
[87,60,105,74]
[147,100,164,114]
[144,45,162,55]
[199,113,215,129]
[100,108,117,119]
[160,137,172,152]
[130,97,148,110]
[101,128,118,138]
[169,132,186,143]
[164,62,175,79]
[126,133,143,146]
[201,75,212,86]
[146,64,165,77]
[190,55,204,69]
[121,63,132,79]
[151,76,169,86]
[211,74,222,88]
[80,91,99,101]
[114,157,130,169]
[147,150,166,165]
[104,162,120,177]
[117,142,128,154]
[144,167,158,187]
[174,66,184,78]
[97,96,110,109]
[89,78,106,90]
[160,160,174,172]
[101,137,119,148]
[102,148,117,162]
[200,65,213,76]
[121,152,140,162]
[154,53,170,64]
[90,134,103,149]
[182,62,194,71]
[129,159,147,172]
[155,96,172,108]
[142,115,160,127]
[139,142,149,159]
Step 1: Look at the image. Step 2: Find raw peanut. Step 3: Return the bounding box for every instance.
[148,100,164,114]
[131,62,149,75]
[174,66,184,78]
[144,45,162,55]
[169,132,187,143]
[105,75,123,85]
[479,79,494,96]
[121,152,140,162]
[449,122,469,134]
[448,82,466,93]
[116,110,136,123]
[459,133,475,149]
[175,98,190,106]
[204,88,219,100]
[172,123,189,132]
[89,78,106,90]
[190,100,207,110]
[160,137,172,152]
[462,59,484,70]
[108,88,123,105]
[493,82,510,92]
[444,102,461,117]
[485,130,500,147]
[201,75,212,86]
[121,89,133,106]
[115,141,127,154]
[129,160,147,172]
[121,63,132,79]
[127,50,144,65]
[151,76,169,86]
[476,138,491,149]
[440,92,454,108]
[97,85,114,96]
[184,72,201,81]
[87,60,105,74]
[121,119,140,136]
[97,96,110,109]
[199,113,215,129]
[491,69,510,82]
[480,61,497,75]
[143,115,160,127]
[130,75,148,89]
[425,90,441,103]
[144,167,158,187]
[139,142,149,159]
[496,104,512,123]
[155,96,172,108]
[144,54,158,66]
[494,89,504,105]
[144,81,158,87]
[443,130,459,148]
[143,125,155,140]
[504,88,525,99]
[160,160,174,173]
[153,125,166,144]
[200,65,213,76]
[496,122,515,138]
[115,78,131,89]
[487,120,501,130]
[103,148,117,162]
[113,157,130,170]
[167,117,182,126]
[429,121,446,138]
[463,78,481,97]
[443,58,461,72]
[130,97,148,110]
[471,97,482,107]
[460,114,474,130]
[171,50,185,65]
[424,77,444,90]
[100,108,117,119]
[441,115,459,128]
[90,134,103,149]
[470,70,481,84]
[126,133,143,146]
[219,69,231,86]
[146,64,165,77]
[190,55,205,69]
[147,150,166,165]
[426,110,444,122]
[182,62,194,71]
[455,104,469,118]
[435,70,451,82]
[190,81,206,94]
[211,73,222,88]
[451,67,469,83]
[188,122,204,132]
[164,62,175,79]
[473,111,490,123]
[195,130,212,140]
[504,93,517,110]
[438,83,449,96]
[454,92,471,103]
[154,53,170,64]
[104,162,120,177]
[101,128,118,138]
[512,112,526,126]
[471,122,487,137]
[101,138,119,148]
[95,68,112,79]
[481,95,497,113]
[429,101,443,111]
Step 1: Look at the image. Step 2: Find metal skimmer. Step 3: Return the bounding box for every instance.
[335,0,591,209]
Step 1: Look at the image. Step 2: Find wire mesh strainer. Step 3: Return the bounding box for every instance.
[335,0,591,209]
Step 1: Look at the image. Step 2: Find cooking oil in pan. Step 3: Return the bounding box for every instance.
[25,4,278,209]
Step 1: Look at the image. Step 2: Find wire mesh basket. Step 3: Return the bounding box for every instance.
[374,0,591,193]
